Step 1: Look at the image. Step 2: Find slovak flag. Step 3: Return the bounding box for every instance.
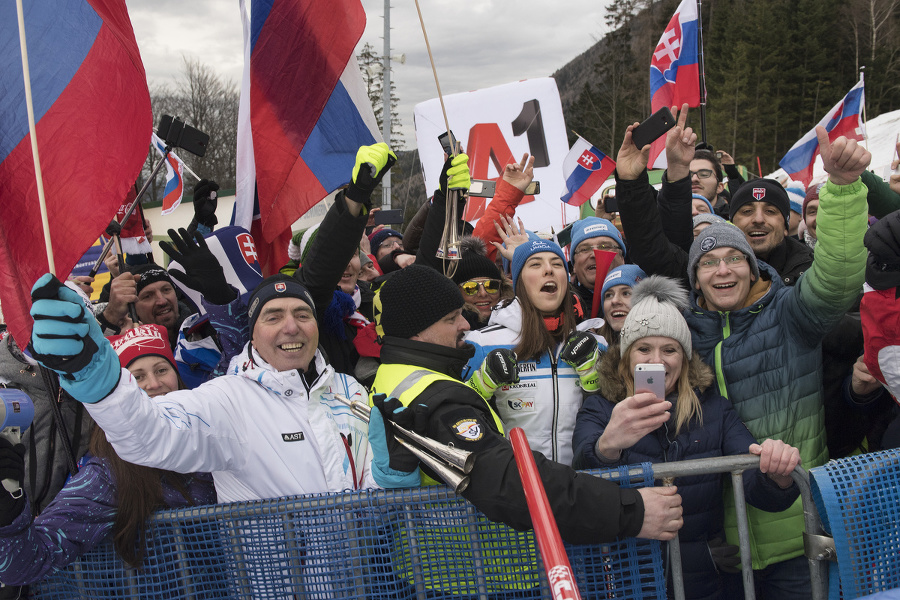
[233,0,381,275]
[779,77,866,187]
[648,0,701,169]
[151,132,185,215]
[0,0,151,347]
[560,136,616,206]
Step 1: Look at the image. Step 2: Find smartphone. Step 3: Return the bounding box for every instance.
[373,209,403,226]
[157,115,210,157]
[631,107,676,150]
[634,363,666,399]
[603,195,619,213]
[438,130,457,156]
[469,180,541,198]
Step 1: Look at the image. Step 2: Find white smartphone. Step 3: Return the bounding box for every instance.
[634,363,666,399]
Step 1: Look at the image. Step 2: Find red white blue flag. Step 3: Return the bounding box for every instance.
[0,0,151,346]
[151,132,185,215]
[233,0,381,275]
[560,136,616,207]
[648,0,700,170]
[779,77,866,187]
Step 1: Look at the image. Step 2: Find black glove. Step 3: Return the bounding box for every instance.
[370,394,420,476]
[865,210,900,290]
[192,179,219,229]
[560,331,600,392]
[159,228,236,305]
[0,437,27,527]
[708,536,740,574]
[467,348,519,399]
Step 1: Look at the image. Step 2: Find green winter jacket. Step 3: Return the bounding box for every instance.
[684,178,868,569]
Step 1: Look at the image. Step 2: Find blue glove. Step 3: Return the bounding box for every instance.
[29,274,120,403]
[368,394,420,488]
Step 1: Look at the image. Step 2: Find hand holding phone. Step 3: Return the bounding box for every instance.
[631,107,676,150]
[634,363,666,400]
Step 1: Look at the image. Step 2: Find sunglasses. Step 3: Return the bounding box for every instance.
[460,279,501,296]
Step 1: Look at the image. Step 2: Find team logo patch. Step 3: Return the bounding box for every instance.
[281,431,305,442]
[452,419,483,441]
[699,236,717,252]
[274,282,287,293]
[752,187,766,200]
[584,223,609,234]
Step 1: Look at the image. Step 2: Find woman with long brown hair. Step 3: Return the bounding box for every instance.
[0,324,215,586]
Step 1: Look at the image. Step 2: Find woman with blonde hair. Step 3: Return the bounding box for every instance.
[572,276,801,600]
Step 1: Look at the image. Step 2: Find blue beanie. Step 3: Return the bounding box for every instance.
[570,217,625,256]
[692,194,715,214]
[600,265,647,313]
[511,238,568,290]
[368,228,403,254]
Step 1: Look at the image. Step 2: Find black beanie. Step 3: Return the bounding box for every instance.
[129,264,173,295]
[728,179,791,231]
[247,274,316,334]
[374,264,464,338]
[451,252,502,285]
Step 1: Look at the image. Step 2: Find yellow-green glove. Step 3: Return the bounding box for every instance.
[346,142,397,208]
[439,153,470,195]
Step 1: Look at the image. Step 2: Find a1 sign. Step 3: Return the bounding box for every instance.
[414,78,579,233]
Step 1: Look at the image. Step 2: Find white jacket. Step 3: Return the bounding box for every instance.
[85,344,375,504]
[463,299,600,466]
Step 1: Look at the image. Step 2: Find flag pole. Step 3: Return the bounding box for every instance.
[15,0,55,276]
[413,0,456,156]
[696,0,709,145]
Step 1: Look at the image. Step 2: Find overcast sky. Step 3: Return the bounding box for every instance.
[124,0,612,149]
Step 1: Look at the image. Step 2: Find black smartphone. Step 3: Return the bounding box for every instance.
[631,107,676,150]
[373,209,404,226]
[603,195,619,213]
[438,130,457,155]
[157,115,210,157]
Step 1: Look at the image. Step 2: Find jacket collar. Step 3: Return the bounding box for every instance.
[379,336,475,378]
[691,261,782,314]
[228,343,331,397]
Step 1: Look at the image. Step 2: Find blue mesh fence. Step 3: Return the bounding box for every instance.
[32,463,665,600]
[810,448,900,600]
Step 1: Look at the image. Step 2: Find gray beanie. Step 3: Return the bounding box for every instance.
[619,276,692,357]
[692,213,726,229]
[687,222,759,288]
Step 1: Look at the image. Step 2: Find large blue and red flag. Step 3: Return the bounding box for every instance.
[648,0,700,170]
[779,77,866,187]
[233,0,381,275]
[0,0,151,346]
[560,136,616,207]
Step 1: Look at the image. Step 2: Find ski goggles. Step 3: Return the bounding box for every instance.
[460,279,501,296]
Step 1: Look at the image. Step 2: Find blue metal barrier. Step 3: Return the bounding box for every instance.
[810,448,900,600]
[32,463,665,600]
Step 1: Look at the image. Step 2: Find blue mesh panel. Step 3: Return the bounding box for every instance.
[810,449,900,600]
[32,463,665,599]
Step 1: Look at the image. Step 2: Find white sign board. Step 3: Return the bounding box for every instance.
[414,78,578,233]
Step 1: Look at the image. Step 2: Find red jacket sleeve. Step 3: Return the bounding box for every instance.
[472,178,525,262]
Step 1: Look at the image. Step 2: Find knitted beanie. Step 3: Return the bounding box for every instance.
[692,213,726,229]
[803,183,824,221]
[108,324,177,370]
[570,217,626,255]
[619,276,692,357]
[692,194,715,214]
[287,225,320,264]
[510,238,568,291]
[784,180,806,215]
[451,237,502,284]
[688,222,760,288]
[129,264,173,295]
[600,265,647,312]
[247,274,316,334]
[374,264,464,338]
[728,179,791,230]
[369,228,403,254]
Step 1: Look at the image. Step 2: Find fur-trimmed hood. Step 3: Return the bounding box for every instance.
[596,343,715,402]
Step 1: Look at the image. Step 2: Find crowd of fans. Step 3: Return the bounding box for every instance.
[2,103,900,600]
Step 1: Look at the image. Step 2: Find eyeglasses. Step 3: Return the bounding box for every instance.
[689,169,715,180]
[698,254,747,271]
[460,279,501,295]
[381,238,403,250]
[574,243,623,256]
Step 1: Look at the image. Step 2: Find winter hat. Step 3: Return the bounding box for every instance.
[619,276,692,357]
[451,236,502,284]
[287,224,320,264]
[692,213,726,229]
[510,238,568,291]
[600,265,647,312]
[374,264,464,338]
[692,194,714,214]
[129,264,174,295]
[108,324,177,370]
[570,217,626,256]
[247,274,316,334]
[803,183,824,221]
[784,180,806,215]
[728,179,791,231]
[864,210,900,291]
[688,222,760,288]
[369,228,403,254]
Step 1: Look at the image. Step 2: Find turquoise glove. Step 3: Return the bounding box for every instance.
[467,348,519,399]
[29,274,120,403]
[559,331,600,392]
[368,394,421,488]
[439,153,471,194]
[346,143,397,208]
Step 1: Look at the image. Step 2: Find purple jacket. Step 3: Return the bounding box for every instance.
[0,455,215,586]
